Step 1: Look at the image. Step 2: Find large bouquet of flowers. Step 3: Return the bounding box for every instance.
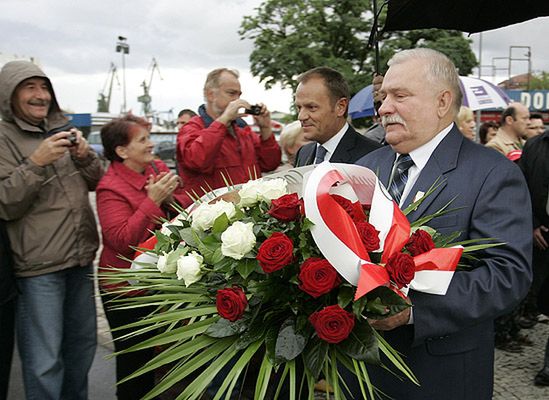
[103,163,491,400]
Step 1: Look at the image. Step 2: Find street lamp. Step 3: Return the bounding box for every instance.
[116,36,130,113]
[509,46,532,90]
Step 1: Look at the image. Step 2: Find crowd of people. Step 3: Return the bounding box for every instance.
[0,47,547,400]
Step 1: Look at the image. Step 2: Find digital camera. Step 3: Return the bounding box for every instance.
[244,104,262,116]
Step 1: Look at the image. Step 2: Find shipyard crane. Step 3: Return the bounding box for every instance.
[97,62,119,113]
[138,57,162,116]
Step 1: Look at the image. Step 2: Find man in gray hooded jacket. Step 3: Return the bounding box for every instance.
[0,60,102,400]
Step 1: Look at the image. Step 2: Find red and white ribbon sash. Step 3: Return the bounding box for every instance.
[303,162,461,300]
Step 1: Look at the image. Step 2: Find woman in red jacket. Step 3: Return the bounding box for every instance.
[96,115,183,399]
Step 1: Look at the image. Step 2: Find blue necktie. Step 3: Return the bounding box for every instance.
[314,145,327,164]
[389,154,414,205]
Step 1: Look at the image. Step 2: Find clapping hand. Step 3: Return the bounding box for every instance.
[146,171,180,206]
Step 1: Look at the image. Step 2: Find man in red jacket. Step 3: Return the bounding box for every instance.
[176,68,281,206]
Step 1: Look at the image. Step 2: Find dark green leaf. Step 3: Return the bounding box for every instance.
[212,213,230,234]
[210,247,225,265]
[340,320,380,364]
[236,258,259,279]
[363,287,410,319]
[179,227,199,248]
[205,317,248,338]
[265,326,279,365]
[303,339,328,379]
[275,317,307,362]
[235,320,266,351]
[337,286,354,309]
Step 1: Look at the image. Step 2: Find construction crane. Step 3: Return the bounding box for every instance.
[138,57,162,116]
[97,62,119,113]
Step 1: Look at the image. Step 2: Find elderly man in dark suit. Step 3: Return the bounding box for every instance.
[293,67,380,166]
[354,48,532,399]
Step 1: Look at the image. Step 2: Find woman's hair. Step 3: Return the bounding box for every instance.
[279,121,303,152]
[479,121,499,145]
[456,106,474,126]
[100,115,150,162]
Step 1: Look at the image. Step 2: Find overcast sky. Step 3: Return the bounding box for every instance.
[1,0,548,118]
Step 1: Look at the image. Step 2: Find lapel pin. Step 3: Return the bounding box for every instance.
[413,191,425,203]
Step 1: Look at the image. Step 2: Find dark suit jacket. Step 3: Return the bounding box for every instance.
[353,126,533,400]
[293,125,381,167]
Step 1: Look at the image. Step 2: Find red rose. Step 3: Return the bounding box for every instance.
[385,252,416,289]
[257,232,294,273]
[298,257,341,298]
[405,229,435,256]
[355,221,380,252]
[268,193,301,222]
[216,287,248,322]
[309,305,355,344]
[331,194,366,222]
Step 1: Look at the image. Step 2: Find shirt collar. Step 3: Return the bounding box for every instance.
[404,122,454,171]
[497,127,523,145]
[321,122,349,159]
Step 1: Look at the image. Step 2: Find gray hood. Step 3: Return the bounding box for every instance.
[0,60,66,129]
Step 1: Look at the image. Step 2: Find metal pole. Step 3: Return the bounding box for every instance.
[372,0,380,73]
[475,32,483,142]
[121,51,126,113]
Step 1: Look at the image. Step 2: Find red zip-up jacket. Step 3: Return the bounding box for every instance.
[177,116,281,205]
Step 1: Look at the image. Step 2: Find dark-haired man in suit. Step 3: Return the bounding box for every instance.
[354,48,532,399]
[294,67,380,166]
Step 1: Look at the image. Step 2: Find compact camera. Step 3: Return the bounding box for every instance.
[47,124,78,146]
[67,132,78,146]
[244,104,262,116]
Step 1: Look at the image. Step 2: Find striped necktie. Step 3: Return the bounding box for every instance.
[389,154,414,205]
[314,145,328,164]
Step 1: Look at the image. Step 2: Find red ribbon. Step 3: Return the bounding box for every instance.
[354,203,462,300]
[316,170,371,261]
[413,247,463,272]
[134,236,158,258]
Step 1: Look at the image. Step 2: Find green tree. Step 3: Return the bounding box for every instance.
[530,71,549,90]
[239,0,477,96]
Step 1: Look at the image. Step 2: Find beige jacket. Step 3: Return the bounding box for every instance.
[0,61,102,277]
[486,128,524,157]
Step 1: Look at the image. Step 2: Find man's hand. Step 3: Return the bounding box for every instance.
[534,225,549,250]
[68,129,91,160]
[368,303,411,331]
[216,99,251,126]
[253,103,273,140]
[29,131,73,167]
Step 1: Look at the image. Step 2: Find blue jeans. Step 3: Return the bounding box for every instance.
[16,266,97,400]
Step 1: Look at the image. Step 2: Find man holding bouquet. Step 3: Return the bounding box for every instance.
[355,48,532,399]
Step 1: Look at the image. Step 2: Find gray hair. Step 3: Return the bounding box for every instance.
[388,48,462,114]
[203,68,239,94]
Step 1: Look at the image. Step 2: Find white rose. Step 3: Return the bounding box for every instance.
[257,178,288,204]
[160,216,186,235]
[191,200,236,231]
[156,252,176,273]
[221,221,256,260]
[238,179,262,207]
[176,251,204,287]
[211,200,236,220]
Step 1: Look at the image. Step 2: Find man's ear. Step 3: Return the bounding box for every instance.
[205,88,215,103]
[437,90,453,118]
[336,97,348,118]
[115,145,127,160]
